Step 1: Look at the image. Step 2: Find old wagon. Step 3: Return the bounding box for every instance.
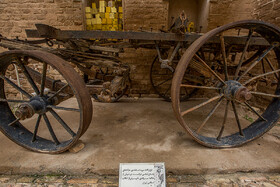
[0,20,279,153]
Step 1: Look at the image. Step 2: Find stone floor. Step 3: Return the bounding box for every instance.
[0,173,280,186]
[0,98,280,186]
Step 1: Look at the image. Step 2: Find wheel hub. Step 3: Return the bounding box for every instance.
[15,96,48,120]
[221,80,252,102]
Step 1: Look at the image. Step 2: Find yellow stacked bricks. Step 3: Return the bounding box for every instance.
[87,0,123,31]
[92,8,98,14]
[118,7,123,13]
[111,7,117,13]
[108,0,115,7]
[86,13,92,19]
[85,7,91,13]
[96,13,102,30]
[100,13,105,18]
[92,18,97,25]
[107,18,113,24]
[102,18,107,25]
[99,0,106,13]
[106,7,111,13]
[92,3,96,9]
[109,13,115,19]
[113,19,118,25]
[86,19,91,26]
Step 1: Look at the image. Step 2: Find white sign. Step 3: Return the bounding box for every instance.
[119,163,166,187]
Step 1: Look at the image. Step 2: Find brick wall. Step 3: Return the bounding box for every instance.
[0,0,270,98]
[253,0,280,26]
[123,0,168,31]
[207,0,256,31]
[0,0,83,39]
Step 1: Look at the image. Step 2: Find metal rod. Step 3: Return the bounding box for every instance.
[251,91,280,98]
[32,115,42,142]
[234,29,254,79]
[43,114,60,145]
[217,100,229,140]
[244,101,267,121]
[0,75,32,98]
[244,69,280,85]
[40,62,47,97]
[265,57,279,80]
[47,105,80,112]
[17,59,40,95]
[0,98,29,103]
[8,118,20,126]
[196,97,224,133]
[181,95,223,116]
[49,109,76,137]
[237,44,277,81]
[180,84,221,90]
[47,83,70,102]
[155,78,172,87]
[14,64,23,100]
[231,101,244,136]
[194,54,226,85]
[220,34,229,81]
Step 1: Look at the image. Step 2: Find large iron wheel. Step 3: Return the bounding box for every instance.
[172,20,280,148]
[0,50,92,153]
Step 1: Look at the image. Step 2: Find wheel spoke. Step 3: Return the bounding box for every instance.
[237,43,278,81]
[42,114,60,145]
[181,84,221,90]
[265,57,279,80]
[47,105,80,112]
[181,95,223,116]
[251,91,280,98]
[32,115,42,142]
[40,62,47,97]
[17,60,40,95]
[49,109,76,137]
[231,101,244,136]
[220,34,229,81]
[8,118,20,126]
[244,101,267,121]
[164,84,171,96]
[14,64,23,100]
[0,98,29,103]
[0,75,32,98]
[234,29,254,79]
[244,69,280,85]
[196,97,224,133]
[194,54,226,85]
[154,77,172,87]
[217,100,229,140]
[47,83,70,102]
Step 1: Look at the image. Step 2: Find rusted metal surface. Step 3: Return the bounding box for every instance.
[25,24,270,46]
[0,50,92,153]
[171,20,280,148]
[0,20,279,153]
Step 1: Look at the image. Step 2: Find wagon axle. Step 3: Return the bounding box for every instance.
[220,80,252,102]
[14,96,49,120]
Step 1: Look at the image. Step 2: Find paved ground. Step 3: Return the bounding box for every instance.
[1,173,280,186]
[0,98,279,176]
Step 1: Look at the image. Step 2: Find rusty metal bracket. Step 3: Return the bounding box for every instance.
[155,42,182,72]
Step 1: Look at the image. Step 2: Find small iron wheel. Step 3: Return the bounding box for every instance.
[171,20,280,148]
[0,50,92,153]
[150,54,197,102]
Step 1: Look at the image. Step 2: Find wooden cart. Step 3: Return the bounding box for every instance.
[0,20,279,153]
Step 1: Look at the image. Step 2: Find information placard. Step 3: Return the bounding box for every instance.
[119,163,166,187]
